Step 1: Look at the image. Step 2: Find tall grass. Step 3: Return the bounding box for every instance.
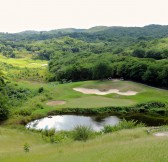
[103,119,145,133]
[72,125,94,141]
[1,126,168,162]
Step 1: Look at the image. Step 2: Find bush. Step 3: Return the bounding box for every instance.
[73,125,94,141]
[53,131,70,143]
[0,94,9,121]
[0,106,9,121]
[17,109,32,116]
[23,143,30,152]
[42,128,55,137]
[137,102,166,109]
[42,128,56,143]
[103,125,114,133]
[38,87,44,93]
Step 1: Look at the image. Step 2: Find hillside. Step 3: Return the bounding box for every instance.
[1,24,168,42]
[0,25,168,162]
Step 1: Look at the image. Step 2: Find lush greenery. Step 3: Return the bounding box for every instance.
[49,55,168,87]
[0,25,168,87]
[0,73,37,121]
[0,25,168,162]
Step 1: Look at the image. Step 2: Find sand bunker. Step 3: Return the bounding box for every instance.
[73,88,137,96]
[46,100,66,106]
[154,132,168,137]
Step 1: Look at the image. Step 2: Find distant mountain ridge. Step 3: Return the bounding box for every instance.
[1,24,168,42]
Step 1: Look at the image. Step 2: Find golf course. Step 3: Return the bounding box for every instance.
[0,25,168,162]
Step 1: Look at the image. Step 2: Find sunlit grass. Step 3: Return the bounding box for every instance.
[1,127,168,162]
[0,55,48,68]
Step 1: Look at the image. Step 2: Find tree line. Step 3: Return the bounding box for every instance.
[48,56,168,88]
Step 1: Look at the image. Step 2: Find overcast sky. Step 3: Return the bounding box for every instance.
[0,0,168,33]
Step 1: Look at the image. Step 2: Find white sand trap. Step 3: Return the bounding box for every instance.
[46,100,66,106]
[154,132,168,137]
[73,88,138,96]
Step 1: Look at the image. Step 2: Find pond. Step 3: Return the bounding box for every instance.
[26,113,168,132]
[26,115,120,131]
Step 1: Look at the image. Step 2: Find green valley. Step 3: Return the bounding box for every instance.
[0,25,168,162]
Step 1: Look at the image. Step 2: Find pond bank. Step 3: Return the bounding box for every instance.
[5,101,168,127]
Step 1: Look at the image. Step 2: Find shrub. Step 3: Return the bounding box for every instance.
[42,128,55,137]
[38,87,44,93]
[42,128,56,143]
[103,125,114,133]
[36,103,44,109]
[0,94,9,121]
[23,143,30,152]
[73,125,94,141]
[53,131,70,143]
[17,109,32,116]
[137,102,166,109]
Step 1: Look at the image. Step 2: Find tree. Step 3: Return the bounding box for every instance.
[159,65,168,87]
[132,48,146,58]
[142,64,161,85]
[92,61,111,80]
[0,94,9,121]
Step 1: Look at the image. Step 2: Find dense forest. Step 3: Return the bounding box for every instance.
[0,24,168,88]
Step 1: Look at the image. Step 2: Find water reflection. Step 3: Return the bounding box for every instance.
[26,115,120,131]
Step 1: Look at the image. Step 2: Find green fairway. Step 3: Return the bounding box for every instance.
[0,55,48,81]
[13,79,168,113]
[0,55,48,68]
[65,96,135,108]
[1,127,168,162]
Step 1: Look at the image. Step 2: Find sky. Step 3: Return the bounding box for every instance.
[0,0,168,33]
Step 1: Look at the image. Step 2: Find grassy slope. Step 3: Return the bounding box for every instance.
[1,127,168,162]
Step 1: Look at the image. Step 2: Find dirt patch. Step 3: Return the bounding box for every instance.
[73,88,137,96]
[46,100,66,106]
[154,132,168,137]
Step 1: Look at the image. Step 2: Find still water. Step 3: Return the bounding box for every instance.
[26,115,120,131]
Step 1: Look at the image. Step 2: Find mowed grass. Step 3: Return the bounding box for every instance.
[0,55,48,68]
[13,80,168,116]
[1,127,168,162]
[65,96,135,108]
[50,80,168,106]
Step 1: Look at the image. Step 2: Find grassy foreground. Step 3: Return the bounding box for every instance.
[0,127,168,162]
